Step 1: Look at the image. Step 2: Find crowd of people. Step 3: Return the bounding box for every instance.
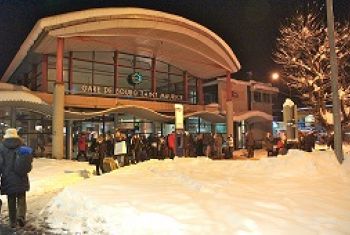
[77,128,333,166]
[74,131,243,174]
[263,130,336,157]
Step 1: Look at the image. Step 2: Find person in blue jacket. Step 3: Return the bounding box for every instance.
[0,128,33,228]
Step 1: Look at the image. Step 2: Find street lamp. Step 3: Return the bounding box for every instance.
[270,72,291,98]
[271,72,279,81]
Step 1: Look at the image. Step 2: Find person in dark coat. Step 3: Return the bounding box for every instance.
[105,133,114,156]
[132,134,142,163]
[195,134,204,156]
[263,132,274,156]
[245,131,255,158]
[184,132,191,157]
[304,131,316,152]
[95,136,107,175]
[0,128,32,228]
[327,132,335,150]
[89,136,98,164]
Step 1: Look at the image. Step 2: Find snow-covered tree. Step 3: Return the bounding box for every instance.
[274,8,350,128]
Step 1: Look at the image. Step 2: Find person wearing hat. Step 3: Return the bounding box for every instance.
[0,128,33,228]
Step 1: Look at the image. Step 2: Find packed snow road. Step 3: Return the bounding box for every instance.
[1,149,350,234]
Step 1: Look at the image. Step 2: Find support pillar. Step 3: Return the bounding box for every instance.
[66,120,73,160]
[52,37,65,160]
[183,71,188,102]
[68,52,73,92]
[102,115,106,137]
[24,73,29,88]
[41,54,48,92]
[10,107,16,128]
[226,103,234,137]
[151,58,156,92]
[225,72,234,137]
[31,64,37,91]
[211,123,216,134]
[197,79,204,105]
[28,120,36,151]
[152,122,157,135]
[114,51,119,94]
[114,113,118,131]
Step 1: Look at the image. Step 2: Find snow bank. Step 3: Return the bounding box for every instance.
[28,158,95,196]
[43,151,350,234]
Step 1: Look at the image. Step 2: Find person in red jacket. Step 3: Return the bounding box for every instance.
[77,133,88,161]
[167,131,176,159]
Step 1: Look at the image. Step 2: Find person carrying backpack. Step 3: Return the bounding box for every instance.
[0,128,33,228]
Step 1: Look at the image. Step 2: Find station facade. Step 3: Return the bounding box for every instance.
[0,8,278,158]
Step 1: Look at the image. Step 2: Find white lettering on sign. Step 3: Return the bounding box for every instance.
[79,84,184,102]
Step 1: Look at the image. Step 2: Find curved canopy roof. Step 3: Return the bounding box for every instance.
[0,90,52,116]
[65,105,174,122]
[232,111,273,122]
[0,89,174,121]
[1,8,240,82]
[0,83,30,92]
[184,111,225,123]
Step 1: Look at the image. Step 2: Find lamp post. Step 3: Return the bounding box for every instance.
[326,0,344,163]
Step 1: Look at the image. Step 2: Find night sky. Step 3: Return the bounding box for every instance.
[0,0,349,83]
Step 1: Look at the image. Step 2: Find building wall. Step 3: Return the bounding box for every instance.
[218,80,249,113]
[251,100,273,114]
[232,82,249,113]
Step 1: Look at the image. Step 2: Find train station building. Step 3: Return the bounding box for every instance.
[0,8,278,159]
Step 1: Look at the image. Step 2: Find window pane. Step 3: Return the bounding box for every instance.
[118,53,133,67]
[94,63,113,86]
[156,61,168,73]
[135,57,152,70]
[74,52,92,60]
[169,65,182,75]
[95,52,113,64]
[254,91,261,102]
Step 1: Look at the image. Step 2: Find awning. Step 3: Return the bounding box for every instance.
[232,111,273,122]
[184,111,225,123]
[0,90,52,116]
[65,105,174,122]
[0,82,30,91]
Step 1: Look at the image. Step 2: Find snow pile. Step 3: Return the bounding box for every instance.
[43,151,350,234]
[28,158,95,196]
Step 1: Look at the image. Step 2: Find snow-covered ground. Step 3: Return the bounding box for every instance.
[1,148,349,234]
[0,158,95,229]
[35,149,350,235]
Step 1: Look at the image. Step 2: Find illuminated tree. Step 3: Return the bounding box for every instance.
[274,8,350,128]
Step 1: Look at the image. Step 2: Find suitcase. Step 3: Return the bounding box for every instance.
[102,157,118,173]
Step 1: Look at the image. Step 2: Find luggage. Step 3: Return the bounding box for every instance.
[102,157,118,173]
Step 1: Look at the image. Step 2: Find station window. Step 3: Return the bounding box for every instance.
[254,91,261,102]
[262,93,271,103]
